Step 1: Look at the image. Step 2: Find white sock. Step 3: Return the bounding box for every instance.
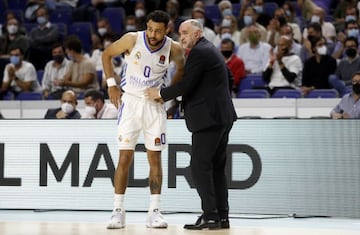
[113,194,125,212]
[149,194,160,212]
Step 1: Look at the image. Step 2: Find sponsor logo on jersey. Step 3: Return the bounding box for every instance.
[154,138,161,146]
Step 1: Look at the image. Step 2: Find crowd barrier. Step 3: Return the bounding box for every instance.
[0,98,340,119]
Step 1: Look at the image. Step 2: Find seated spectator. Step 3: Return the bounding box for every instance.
[3,11,27,36]
[42,43,71,99]
[0,46,41,99]
[267,7,302,47]
[220,38,245,96]
[97,18,112,38]
[134,0,147,30]
[28,6,60,70]
[303,7,336,43]
[332,20,360,60]
[278,24,302,57]
[213,15,241,48]
[166,0,185,33]
[25,0,44,22]
[329,37,360,97]
[192,0,214,30]
[191,7,216,43]
[239,6,267,45]
[334,4,358,33]
[82,89,118,119]
[44,90,81,119]
[253,0,272,28]
[330,71,360,119]
[262,35,303,95]
[300,22,334,63]
[55,36,99,97]
[236,25,271,74]
[0,17,29,58]
[301,36,337,96]
[0,17,30,85]
[123,15,139,33]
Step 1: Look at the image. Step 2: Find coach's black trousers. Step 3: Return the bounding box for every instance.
[190,123,232,221]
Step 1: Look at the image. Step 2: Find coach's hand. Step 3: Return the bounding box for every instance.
[145,87,161,101]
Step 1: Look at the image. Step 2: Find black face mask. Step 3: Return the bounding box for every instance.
[278,16,287,26]
[221,50,233,58]
[345,48,357,58]
[53,55,64,64]
[282,47,289,55]
[353,83,360,94]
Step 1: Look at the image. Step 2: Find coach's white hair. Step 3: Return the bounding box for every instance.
[184,19,204,34]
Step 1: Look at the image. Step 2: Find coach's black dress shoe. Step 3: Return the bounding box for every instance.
[183,218,221,230]
[220,218,230,229]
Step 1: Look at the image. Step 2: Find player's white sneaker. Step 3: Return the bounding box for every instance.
[106,208,125,229]
[146,209,168,228]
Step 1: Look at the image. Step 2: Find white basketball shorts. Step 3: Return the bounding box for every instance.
[116,92,167,151]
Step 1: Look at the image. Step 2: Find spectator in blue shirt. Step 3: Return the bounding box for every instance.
[331,71,360,119]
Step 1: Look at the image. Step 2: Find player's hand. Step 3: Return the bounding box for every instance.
[144,87,161,101]
[108,86,122,109]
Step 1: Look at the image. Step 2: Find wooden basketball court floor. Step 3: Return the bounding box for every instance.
[1,210,360,235]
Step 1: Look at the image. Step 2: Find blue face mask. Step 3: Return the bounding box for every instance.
[347,29,359,38]
[345,15,356,22]
[37,16,47,25]
[243,15,253,26]
[10,55,20,65]
[222,8,232,17]
[253,6,263,14]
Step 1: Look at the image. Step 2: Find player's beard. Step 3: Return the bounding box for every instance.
[147,35,163,47]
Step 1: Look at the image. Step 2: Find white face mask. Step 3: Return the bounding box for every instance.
[61,102,74,114]
[135,9,145,18]
[98,27,107,36]
[316,45,327,55]
[84,105,97,117]
[311,15,320,23]
[196,18,205,26]
[7,25,18,34]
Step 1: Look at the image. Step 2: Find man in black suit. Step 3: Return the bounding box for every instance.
[44,90,81,119]
[145,19,237,230]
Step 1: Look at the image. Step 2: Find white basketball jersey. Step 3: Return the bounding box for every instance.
[120,31,172,97]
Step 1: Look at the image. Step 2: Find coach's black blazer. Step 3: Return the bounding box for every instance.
[161,37,237,132]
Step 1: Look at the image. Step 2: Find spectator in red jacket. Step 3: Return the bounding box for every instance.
[220,38,246,96]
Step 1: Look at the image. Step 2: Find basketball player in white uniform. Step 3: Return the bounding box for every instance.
[102,10,185,229]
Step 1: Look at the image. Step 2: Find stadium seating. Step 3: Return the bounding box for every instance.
[237,89,270,98]
[7,0,26,10]
[68,22,93,53]
[101,7,125,34]
[271,89,302,98]
[50,8,73,26]
[237,74,266,92]
[305,89,339,98]
[37,70,44,85]
[16,92,43,100]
